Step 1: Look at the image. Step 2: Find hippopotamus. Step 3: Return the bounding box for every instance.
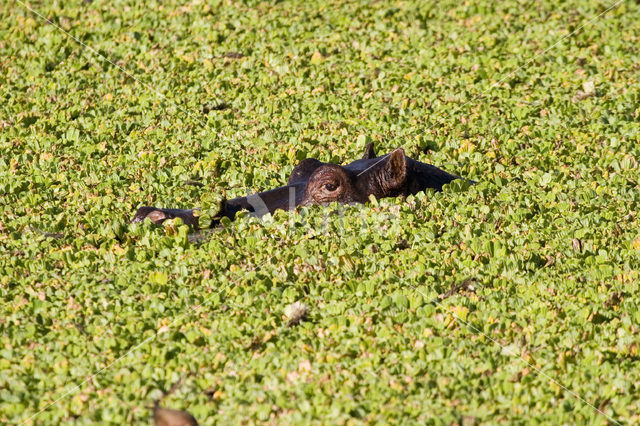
[131,143,472,228]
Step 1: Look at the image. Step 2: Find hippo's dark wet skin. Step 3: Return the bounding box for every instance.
[130,184,304,228]
[131,144,473,228]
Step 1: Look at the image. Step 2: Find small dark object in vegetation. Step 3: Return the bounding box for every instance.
[572,81,596,102]
[29,226,65,239]
[572,238,582,253]
[152,376,198,426]
[131,143,474,228]
[202,101,229,114]
[184,180,204,187]
[285,301,309,326]
[153,401,198,426]
[441,278,476,299]
[220,51,244,59]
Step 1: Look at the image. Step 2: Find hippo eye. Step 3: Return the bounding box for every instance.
[325,183,338,191]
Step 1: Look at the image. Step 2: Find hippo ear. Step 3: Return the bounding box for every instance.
[362,142,377,160]
[381,148,407,188]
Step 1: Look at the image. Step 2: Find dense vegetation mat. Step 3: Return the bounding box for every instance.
[1,0,639,423]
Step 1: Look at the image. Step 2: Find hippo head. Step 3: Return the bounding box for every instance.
[299,148,408,206]
[131,143,464,228]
